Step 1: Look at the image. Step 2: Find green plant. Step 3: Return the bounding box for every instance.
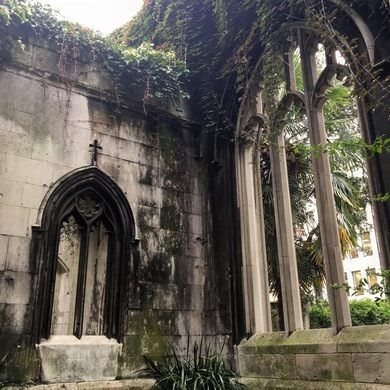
[333,269,390,300]
[349,299,390,326]
[144,339,245,390]
[0,0,189,104]
[310,299,390,328]
[309,301,332,329]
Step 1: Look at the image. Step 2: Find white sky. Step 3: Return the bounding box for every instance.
[41,0,144,35]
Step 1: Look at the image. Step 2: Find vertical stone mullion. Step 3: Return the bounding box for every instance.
[235,123,272,334]
[299,31,351,334]
[270,130,303,334]
[284,50,297,92]
[244,143,272,333]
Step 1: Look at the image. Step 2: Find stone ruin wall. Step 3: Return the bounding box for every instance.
[0,35,232,383]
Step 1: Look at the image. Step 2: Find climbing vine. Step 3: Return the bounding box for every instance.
[0,0,188,104]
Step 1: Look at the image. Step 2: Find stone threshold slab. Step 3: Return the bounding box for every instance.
[2,379,155,390]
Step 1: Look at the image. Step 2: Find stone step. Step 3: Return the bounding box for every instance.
[2,379,155,390]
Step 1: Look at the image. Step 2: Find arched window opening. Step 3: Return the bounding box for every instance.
[237,16,385,335]
[31,167,137,343]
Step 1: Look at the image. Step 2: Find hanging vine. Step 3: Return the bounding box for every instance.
[0,0,189,106]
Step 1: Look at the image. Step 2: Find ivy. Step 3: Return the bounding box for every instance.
[112,0,389,144]
[0,0,189,104]
[292,135,390,159]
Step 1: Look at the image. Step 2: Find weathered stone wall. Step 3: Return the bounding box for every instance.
[0,36,231,384]
[238,325,390,389]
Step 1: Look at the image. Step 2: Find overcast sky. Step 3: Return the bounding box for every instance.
[41,0,143,35]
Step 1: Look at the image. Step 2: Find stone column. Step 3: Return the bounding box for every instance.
[269,129,303,334]
[236,121,272,334]
[299,31,351,333]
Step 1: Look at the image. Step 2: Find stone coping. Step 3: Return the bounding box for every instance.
[238,325,390,354]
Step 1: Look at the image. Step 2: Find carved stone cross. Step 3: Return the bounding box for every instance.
[89,139,102,166]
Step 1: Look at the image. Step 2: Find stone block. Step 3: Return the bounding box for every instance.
[0,204,29,236]
[0,72,45,134]
[0,178,24,206]
[338,325,390,353]
[28,209,39,233]
[0,154,54,186]
[5,236,31,272]
[240,377,390,389]
[140,252,175,284]
[77,379,155,389]
[118,116,150,145]
[0,130,33,158]
[0,303,29,334]
[0,115,13,133]
[32,139,90,168]
[39,336,122,383]
[184,193,203,215]
[296,353,354,382]
[0,235,9,270]
[51,164,76,184]
[126,309,176,336]
[239,353,297,379]
[0,271,31,304]
[182,234,205,259]
[175,310,203,336]
[173,256,205,285]
[239,328,340,354]
[21,183,49,209]
[185,213,203,235]
[352,353,390,384]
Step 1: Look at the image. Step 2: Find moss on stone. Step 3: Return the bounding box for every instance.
[160,202,180,231]
[118,310,173,378]
[159,124,180,171]
[137,207,158,251]
[163,231,183,257]
[0,339,40,384]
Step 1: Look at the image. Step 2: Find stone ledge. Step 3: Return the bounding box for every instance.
[338,325,390,353]
[240,378,390,389]
[2,379,155,390]
[238,325,390,385]
[238,325,390,355]
[239,328,340,354]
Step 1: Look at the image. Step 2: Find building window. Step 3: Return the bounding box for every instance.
[366,268,377,288]
[362,232,373,256]
[352,270,364,295]
[31,167,137,342]
[344,272,350,296]
[51,197,111,336]
[349,247,359,259]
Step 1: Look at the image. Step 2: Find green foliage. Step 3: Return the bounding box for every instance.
[350,299,390,326]
[144,340,245,390]
[309,301,332,329]
[310,299,390,328]
[0,0,188,102]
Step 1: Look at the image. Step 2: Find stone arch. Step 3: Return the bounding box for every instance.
[31,166,138,343]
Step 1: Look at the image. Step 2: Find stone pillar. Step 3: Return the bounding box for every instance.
[236,122,272,334]
[269,129,303,334]
[299,31,351,333]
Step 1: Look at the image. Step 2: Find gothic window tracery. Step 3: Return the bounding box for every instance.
[31,167,137,342]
